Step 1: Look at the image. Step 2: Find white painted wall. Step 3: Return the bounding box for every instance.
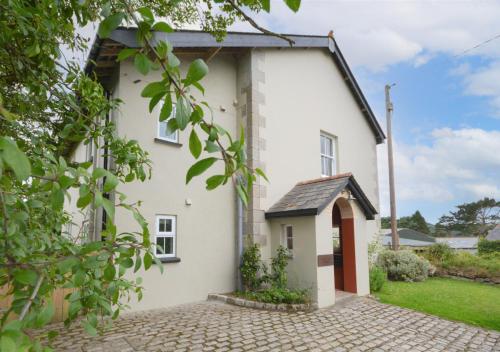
[269,216,318,302]
[258,48,380,296]
[314,204,336,307]
[115,54,239,311]
[77,46,380,311]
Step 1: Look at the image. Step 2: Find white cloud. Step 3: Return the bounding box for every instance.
[242,0,500,71]
[377,128,500,215]
[454,61,500,116]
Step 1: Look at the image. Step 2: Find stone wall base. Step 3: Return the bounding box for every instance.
[207,293,317,312]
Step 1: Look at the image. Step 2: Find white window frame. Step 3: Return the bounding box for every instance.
[157,104,179,143]
[320,133,336,177]
[281,225,294,254]
[155,215,176,258]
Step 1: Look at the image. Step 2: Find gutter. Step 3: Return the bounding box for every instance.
[236,195,244,291]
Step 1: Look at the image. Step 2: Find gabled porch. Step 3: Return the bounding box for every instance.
[265,173,378,307]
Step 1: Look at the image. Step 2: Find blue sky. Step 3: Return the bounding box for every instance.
[232,0,500,223]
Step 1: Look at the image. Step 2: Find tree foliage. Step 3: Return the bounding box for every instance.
[0,0,301,350]
[436,198,500,237]
[381,210,430,234]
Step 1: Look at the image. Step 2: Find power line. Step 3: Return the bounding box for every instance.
[455,33,500,57]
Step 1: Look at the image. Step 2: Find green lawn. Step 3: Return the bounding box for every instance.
[374,278,500,331]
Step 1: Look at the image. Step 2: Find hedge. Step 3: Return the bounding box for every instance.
[478,239,500,255]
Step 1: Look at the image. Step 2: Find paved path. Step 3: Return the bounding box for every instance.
[42,297,499,351]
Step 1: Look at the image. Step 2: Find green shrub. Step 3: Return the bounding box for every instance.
[236,287,309,304]
[377,250,431,282]
[240,244,264,291]
[269,246,290,289]
[369,266,387,292]
[241,245,292,292]
[440,251,500,278]
[478,239,500,255]
[426,243,454,263]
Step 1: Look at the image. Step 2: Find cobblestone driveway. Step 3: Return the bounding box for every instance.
[44,297,499,352]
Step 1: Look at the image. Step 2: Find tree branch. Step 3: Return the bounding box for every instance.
[19,273,44,321]
[225,0,295,46]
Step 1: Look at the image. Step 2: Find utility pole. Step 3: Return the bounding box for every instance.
[385,84,399,250]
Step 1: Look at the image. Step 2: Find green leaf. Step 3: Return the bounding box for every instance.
[82,320,98,337]
[190,105,203,123]
[236,184,248,206]
[137,7,154,22]
[255,167,268,182]
[102,198,115,219]
[191,81,205,94]
[77,193,92,209]
[57,257,79,274]
[13,269,38,286]
[175,97,190,130]
[149,93,165,113]
[152,21,173,33]
[206,175,225,190]
[205,141,220,153]
[186,157,218,184]
[104,264,116,281]
[141,81,167,98]
[73,270,86,286]
[189,130,202,159]
[98,13,124,38]
[94,191,103,207]
[0,137,31,181]
[133,254,142,273]
[144,252,153,270]
[59,175,74,189]
[120,257,134,269]
[166,51,180,68]
[134,53,151,75]
[51,187,64,210]
[103,174,118,192]
[81,241,103,254]
[0,335,16,352]
[185,59,208,85]
[159,94,173,122]
[92,167,107,179]
[166,119,178,136]
[262,0,271,12]
[116,48,137,62]
[284,0,301,12]
[35,302,54,328]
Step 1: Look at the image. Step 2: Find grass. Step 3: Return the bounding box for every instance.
[374,277,500,331]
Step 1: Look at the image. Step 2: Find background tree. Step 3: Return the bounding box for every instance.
[435,198,500,237]
[381,210,430,234]
[0,0,300,350]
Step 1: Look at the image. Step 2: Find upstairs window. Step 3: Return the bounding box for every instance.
[155,215,176,258]
[157,105,178,143]
[321,133,336,176]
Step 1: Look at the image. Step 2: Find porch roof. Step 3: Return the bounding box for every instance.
[265,173,377,220]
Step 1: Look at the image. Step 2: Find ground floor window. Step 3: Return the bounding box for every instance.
[155,215,176,258]
[282,225,294,252]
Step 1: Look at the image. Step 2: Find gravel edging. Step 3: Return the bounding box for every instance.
[207,293,318,312]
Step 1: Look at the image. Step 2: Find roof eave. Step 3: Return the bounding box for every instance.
[327,40,386,144]
[265,208,319,219]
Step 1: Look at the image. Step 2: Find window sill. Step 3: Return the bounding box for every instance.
[156,257,181,264]
[154,138,182,147]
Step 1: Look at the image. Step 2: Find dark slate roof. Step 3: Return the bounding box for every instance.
[387,229,436,243]
[265,173,377,220]
[86,28,385,144]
